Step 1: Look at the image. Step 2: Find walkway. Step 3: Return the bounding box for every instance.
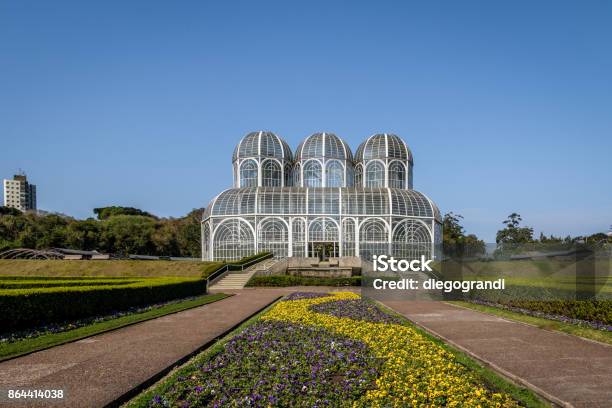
[380,300,612,408]
[0,291,280,407]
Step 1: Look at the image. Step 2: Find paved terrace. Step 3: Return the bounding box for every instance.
[0,291,280,407]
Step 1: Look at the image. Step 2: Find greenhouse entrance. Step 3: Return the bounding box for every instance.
[308,242,339,260]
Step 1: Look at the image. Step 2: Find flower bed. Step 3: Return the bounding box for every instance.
[265,292,519,407]
[135,292,525,407]
[148,320,380,407]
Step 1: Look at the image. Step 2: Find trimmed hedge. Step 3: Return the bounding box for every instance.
[229,252,272,266]
[201,262,226,279]
[201,253,272,279]
[0,277,206,331]
[246,275,361,287]
[0,275,134,280]
[0,279,139,289]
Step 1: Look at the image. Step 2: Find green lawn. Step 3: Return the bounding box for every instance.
[0,293,229,362]
[450,301,612,345]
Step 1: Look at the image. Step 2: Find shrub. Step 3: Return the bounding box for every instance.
[468,285,612,324]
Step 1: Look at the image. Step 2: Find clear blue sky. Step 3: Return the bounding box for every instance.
[1,1,610,241]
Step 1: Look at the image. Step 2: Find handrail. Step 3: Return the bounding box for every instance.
[205,253,274,291]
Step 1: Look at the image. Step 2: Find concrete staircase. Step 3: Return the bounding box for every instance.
[208,258,279,291]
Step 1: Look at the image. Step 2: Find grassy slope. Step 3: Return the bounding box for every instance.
[126,295,546,408]
[0,259,218,277]
[450,301,612,345]
[0,293,229,362]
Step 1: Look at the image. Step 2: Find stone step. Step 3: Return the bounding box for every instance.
[209,257,283,290]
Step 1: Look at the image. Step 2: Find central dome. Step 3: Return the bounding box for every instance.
[295,132,353,161]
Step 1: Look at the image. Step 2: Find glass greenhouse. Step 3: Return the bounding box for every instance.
[202,131,442,261]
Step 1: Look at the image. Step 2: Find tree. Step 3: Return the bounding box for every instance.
[93,206,157,220]
[0,206,22,216]
[442,212,485,257]
[65,219,100,250]
[175,208,204,258]
[496,213,534,245]
[99,215,157,255]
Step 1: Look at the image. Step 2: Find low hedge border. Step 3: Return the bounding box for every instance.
[0,279,139,289]
[0,277,206,331]
[0,275,137,280]
[201,253,272,279]
[246,275,361,287]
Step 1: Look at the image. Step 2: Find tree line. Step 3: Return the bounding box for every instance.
[443,211,611,258]
[0,206,202,257]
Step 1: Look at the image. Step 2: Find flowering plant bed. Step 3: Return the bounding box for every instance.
[129,292,543,407]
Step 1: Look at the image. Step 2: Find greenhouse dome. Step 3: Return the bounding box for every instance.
[293,132,354,188]
[231,131,293,188]
[203,131,441,261]
[354,133,414,189]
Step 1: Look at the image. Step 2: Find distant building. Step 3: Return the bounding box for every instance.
[3,173,37,212]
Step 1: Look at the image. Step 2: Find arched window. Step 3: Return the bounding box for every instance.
[240,160,258,187]
[262,160,282,187]
[212,219,255,260]
[308,218,339,242]
[293,163,301,186]
[359,218,388,258]
[326,160,344,188]
[355,164,363,187]
[284,164,292,187]
[342,218,356,256]
[392,219,431,260]
[292,218,306,257]
[388,161,405,189]
[257,218,288,257]
[365,162,384,187]
[303,160,322,187]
